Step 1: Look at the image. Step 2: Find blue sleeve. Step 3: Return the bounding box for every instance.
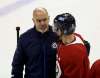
[11,37,25,78]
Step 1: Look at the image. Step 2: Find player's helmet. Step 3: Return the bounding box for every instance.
[54,13,76,35]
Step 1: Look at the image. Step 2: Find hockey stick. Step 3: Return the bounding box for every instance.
[16,26,20,43]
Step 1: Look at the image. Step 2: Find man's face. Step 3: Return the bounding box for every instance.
[33,11,49,33]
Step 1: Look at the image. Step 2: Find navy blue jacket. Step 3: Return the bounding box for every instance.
[11,26,58,78]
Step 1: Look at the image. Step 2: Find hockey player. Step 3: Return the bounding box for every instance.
[54,13,90,78]
[89,59,100,78]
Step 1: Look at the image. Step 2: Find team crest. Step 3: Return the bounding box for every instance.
[51,42,58,49]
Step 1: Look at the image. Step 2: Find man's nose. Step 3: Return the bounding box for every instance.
[40,20,45,25]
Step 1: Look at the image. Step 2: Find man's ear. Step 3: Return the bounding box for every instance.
[32,18,35,22]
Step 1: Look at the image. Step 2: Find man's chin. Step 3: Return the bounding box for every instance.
[38,29,47,33]
[41,30,47,33]
[41,27,48,32]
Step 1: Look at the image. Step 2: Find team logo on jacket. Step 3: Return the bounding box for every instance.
[51,42,58,49]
